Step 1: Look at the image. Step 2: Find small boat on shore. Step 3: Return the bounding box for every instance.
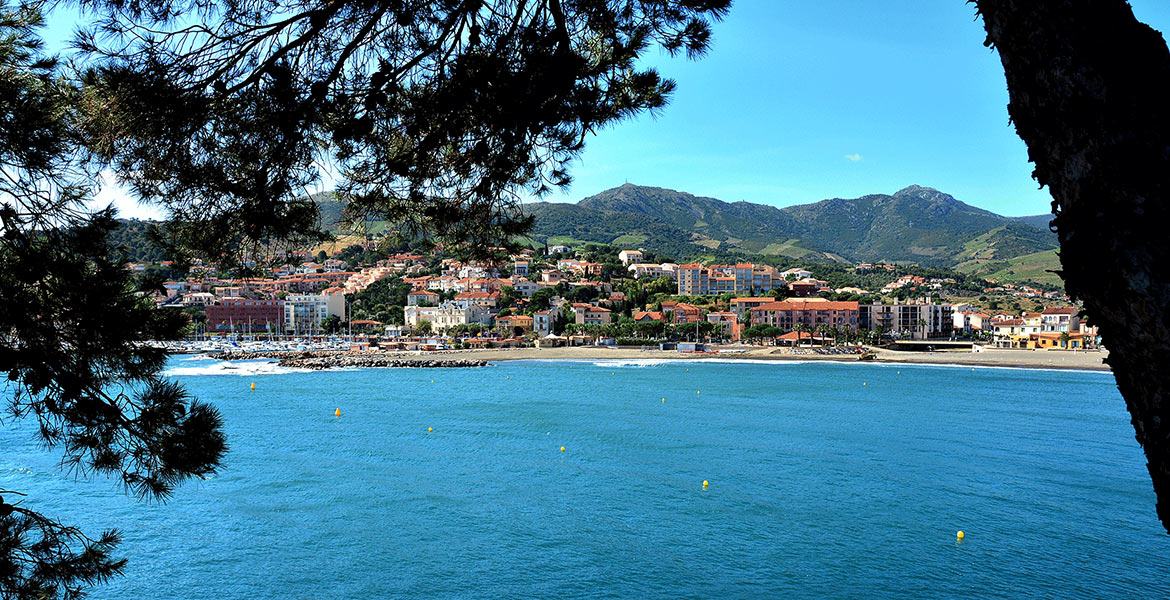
[858,351,876,361]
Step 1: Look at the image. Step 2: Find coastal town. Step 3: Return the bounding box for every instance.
[143,239,1100,359]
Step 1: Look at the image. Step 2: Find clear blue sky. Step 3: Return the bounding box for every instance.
[49,1,1170,219]
[544,0,1170,216]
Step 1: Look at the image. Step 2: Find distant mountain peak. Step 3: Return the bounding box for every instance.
[894,184,939,196]
[527,183,1058,270]
[892,185,962,205]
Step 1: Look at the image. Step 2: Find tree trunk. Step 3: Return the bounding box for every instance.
[977,0,1170,531]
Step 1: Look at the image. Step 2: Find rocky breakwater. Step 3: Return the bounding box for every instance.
[277,354,491,370]
[207,349,491,370]
[208,350,344,361]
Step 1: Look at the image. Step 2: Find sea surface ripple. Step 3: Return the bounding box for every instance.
[1,357,1165,598]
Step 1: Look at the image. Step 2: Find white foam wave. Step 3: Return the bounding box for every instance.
[163,360,313,377]
[528,357,1109,375]
[589,359,684,368]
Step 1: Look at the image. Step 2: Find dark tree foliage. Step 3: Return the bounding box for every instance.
[2,1,730,590]
[348,275,412,308]
[337,242,385,268]
[976,0,1170,532]
[75,0,732,261]
[0,214,227,597]
[0,5,226,599]
[0,493,123,600]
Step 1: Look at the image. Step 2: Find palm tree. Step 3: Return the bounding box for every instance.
[820,323,835,347]
[795,323,811,347]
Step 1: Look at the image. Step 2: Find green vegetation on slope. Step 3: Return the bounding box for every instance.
[522,183,1062,287]
[956,249,1063,288]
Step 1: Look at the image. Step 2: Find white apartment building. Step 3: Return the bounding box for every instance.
[404,305,440,327]
[859,300,954,339]
[618,250,644,265]
[432,302,493,330]
[627,263,679,280]
[284,293,346,334]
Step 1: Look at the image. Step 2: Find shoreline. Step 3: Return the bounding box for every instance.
[207,346,1112,372]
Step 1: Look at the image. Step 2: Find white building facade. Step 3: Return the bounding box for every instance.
[283,293,346,334]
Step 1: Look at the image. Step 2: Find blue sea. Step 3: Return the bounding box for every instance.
[2,357,1167,598]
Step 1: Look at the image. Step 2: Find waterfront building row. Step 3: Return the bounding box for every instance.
[203,294,347,334]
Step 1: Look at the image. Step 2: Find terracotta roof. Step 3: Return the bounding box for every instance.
[1042,307,1078,315]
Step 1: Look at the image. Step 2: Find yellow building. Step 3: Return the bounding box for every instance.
[1027,332,1091,349]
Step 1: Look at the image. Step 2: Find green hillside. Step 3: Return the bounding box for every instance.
[955,249,1064,288]
[548,183,1058,267]
[1012,214,1054,230]
[294,184,1063,288]
[955,223,1061,264]
[309,191,392,235]
[783,185,1056,264]
[521,202,742,261]
[578,185,805,252]
[110,219,169,263]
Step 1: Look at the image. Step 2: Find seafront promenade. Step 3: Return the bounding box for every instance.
[206,345,1110,372]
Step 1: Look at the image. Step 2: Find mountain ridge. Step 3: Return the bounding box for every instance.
[524,183,1058,270]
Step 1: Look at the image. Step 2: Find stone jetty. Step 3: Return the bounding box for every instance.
[277,355,490,370]
[208,350,344,361]
[207,350,490,370]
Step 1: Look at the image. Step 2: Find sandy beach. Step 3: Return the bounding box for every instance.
[297,345,1111,372]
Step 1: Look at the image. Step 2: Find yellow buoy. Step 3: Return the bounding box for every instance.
[957,530,965,541]
[250,382,255,390]
[428,427,433,432]
[697,390,701,395]
[863,382,867,386]
[702,480,709,489]
[560,446,566,452]
[334,408,341,417]
[661,397,666,403]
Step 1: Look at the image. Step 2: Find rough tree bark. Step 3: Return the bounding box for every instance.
[977,0,1170,532]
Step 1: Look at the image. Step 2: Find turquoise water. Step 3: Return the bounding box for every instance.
[2,357,1167,598]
